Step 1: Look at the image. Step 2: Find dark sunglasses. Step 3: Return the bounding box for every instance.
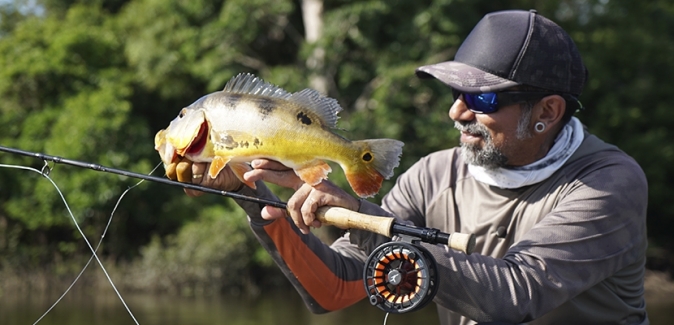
[452,90,558,114]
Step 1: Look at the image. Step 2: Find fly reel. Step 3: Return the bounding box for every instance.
[363,240,438,313]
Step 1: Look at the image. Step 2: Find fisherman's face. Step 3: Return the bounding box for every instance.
[449,94,535,169]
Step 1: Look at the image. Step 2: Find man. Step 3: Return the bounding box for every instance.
[170,9,648,325]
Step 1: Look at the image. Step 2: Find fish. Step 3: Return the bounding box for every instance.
[154,73,404,198]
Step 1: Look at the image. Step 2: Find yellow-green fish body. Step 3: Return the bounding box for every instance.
[155,73,404,198]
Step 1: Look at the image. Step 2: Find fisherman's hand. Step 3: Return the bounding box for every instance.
[244,159,304,190]
[263,181,360,235]
[167,157,303,197]
[166,157,243,197]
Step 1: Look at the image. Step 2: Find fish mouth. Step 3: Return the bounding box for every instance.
[155,129,178,165]
[184,121,209,156]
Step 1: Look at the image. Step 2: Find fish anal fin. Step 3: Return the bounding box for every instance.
[294,160,332,186]
[209,156,231,179]
[229,161,256,189]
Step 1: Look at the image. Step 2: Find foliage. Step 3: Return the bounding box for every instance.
[0,0,674,294]
[125,206,280,296]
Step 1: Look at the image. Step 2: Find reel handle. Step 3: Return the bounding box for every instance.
[315,206,476,255]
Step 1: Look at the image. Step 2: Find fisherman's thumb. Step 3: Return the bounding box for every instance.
[261,205,287,221]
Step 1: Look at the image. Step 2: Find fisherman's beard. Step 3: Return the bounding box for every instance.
[455,113,532,170]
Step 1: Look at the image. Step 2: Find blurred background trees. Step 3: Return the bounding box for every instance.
[1,0,673,294]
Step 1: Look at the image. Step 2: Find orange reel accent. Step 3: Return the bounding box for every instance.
[363,241,438,313]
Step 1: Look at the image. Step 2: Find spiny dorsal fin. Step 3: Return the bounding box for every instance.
[223,73,291,100]
[288,88,343,128]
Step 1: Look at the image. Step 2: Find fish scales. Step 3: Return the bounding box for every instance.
[216,96,362,167]
[155,73,404,198]
[206,95,353,161]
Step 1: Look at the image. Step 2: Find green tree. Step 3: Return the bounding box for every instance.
[1,0,674,295]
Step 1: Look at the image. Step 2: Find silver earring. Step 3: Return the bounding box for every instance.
[534,122,546,133]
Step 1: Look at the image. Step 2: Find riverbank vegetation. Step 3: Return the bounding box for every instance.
[1,0,674,297]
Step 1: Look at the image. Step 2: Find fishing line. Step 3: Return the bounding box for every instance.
[33,162,162,325]
[0,145,476,317]
[382,312,390,325]
[0,162,141,325]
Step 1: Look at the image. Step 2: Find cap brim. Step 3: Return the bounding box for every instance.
[415,61,519,93]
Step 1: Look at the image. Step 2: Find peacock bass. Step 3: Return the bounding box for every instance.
[154,73,404,198]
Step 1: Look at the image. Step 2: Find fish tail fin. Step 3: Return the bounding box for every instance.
[345,139,404,198]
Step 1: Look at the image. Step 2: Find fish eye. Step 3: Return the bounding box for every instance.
[362,152,373,162]
[178,109,187,118]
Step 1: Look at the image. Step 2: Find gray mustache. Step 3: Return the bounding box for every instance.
[454,121,489,138]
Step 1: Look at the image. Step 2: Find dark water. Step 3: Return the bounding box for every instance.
[2,290,673,325]
[1,290,439,325]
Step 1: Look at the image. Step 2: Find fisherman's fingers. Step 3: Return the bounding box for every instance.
[287,184,314,235]
[251,159,291,171]
[298,181,357,231]
[175,158,194,182]
[165,161,178,180]
[245,159,303,190]
[312,181,360,212]
[261,205,286,221]
[182,162,206,197]
[301,193,323,230]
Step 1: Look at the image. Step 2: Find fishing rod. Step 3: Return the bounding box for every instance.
[0,144,476,313]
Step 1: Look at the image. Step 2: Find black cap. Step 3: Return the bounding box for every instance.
[416,10,587,97]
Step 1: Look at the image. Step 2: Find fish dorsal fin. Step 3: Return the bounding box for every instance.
[288,88,343,128]
[223,73,292,100]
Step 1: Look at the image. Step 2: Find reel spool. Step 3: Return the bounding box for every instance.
[363,241,438,313]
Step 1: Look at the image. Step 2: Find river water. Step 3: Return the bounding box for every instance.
[2,289,439,325]
[2,289,673,325]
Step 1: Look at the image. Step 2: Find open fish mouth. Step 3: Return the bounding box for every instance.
[184,121,209,156]
[155,129,178,165]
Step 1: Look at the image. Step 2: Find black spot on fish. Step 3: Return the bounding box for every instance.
[257,98,276,119]
[253,138,261,148]
[297,112,312,125]
[224,94,242,108]
[362,152,373,162]
[240,141,249,148]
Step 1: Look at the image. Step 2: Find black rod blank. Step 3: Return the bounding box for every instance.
[0,145,288,209]
[0,145,469,249]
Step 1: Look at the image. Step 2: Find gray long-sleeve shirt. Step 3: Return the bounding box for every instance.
[238,132,649,324]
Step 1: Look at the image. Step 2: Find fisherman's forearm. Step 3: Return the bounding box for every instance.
[234,180,278,225]
[238,182,368,313]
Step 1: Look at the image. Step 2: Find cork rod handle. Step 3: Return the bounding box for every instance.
[315,206,475,254]
[315,206,394,237]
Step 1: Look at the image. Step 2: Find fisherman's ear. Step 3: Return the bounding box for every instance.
[534,95,565,130]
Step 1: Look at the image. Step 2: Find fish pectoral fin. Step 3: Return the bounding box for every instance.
[229,161,256,190]
[208,156,231,179]
[294,160,332,186]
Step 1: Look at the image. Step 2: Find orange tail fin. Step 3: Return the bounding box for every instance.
[345,167,385,198]
[345,139,404,198]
